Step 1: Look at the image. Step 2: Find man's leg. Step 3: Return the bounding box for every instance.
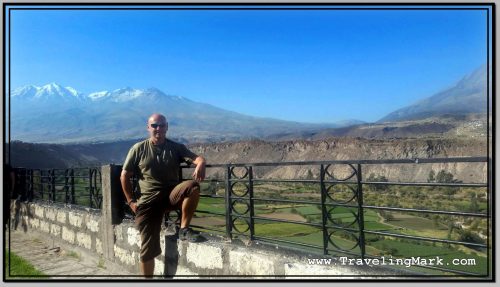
[169,180,200,229]
[135,203,163,278]
[140,259,155,278]
[180,185,200,228]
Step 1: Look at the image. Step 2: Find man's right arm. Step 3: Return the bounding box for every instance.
[120,170,137,214]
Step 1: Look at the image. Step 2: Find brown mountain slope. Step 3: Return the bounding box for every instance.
[188,137,488,183]
[10,137,488,183]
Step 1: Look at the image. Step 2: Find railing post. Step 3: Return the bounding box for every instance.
[357,164,366,259]
[64,169,70,204]
[16,168,27,200]
[70,169,75,205]
[320,164,328,255]
[40,170,44,200]
[50,169,56,202]
[27,169,34,202]
[89,168,93,208]
[225,165,233,240]
[248,166,255,240]
[100,164,125,261]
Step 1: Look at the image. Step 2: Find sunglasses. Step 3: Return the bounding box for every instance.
[150,123,166,129]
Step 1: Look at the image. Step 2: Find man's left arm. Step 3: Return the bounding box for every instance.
[192,156,206,182]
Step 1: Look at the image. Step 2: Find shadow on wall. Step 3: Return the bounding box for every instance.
[164,234,179,277]
[11,200,32,232]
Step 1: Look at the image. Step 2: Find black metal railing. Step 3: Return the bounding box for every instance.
[11,156,491,276]
[178,157,490,277]
[13,167,102,209]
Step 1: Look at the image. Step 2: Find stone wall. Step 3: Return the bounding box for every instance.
[10,201,104,257]
[10,200,416,278]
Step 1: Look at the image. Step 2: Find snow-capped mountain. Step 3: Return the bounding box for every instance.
[11,84,187,104]
[12,83,85,102]
[9,84,342,143]
[11,83,88,115]
[10,62,486,144]
[89,87,149,102]
[88,87,188,103]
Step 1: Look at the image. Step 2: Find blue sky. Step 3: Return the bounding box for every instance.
[7,6,490,123]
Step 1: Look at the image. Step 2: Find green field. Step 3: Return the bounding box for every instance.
[193,181,489,276]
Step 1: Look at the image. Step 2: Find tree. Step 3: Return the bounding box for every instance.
[428,170,436,182]
[306,169,314,179]
[436,170,457,183]
[458,230,484,250]
[434,170,461,199]
[367,173,389,191]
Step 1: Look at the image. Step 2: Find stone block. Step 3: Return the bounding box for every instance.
[127,227,141,247]
[30,218,40,229]
[68,211,83,228]
[229,249,275,275]
[86,216,100,233]
[186,243,223,269]
[113,245,138,266]
[45,208,56,221]
[56,210,67,224]
[62,226,75,244]
[40,220,50,233]
[34,205,44,218]
[50,224,62,237]
[76,231,92,250]
[114,225,124,242]
[154,258,165,275]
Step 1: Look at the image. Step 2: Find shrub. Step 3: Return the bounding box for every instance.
[458,230,484,247]
[428,170,436,182]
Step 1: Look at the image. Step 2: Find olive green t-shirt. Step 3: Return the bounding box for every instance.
[123,138,197,206]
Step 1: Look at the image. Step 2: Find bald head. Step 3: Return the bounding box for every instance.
[147,113,168,144]
[148,113,167,124]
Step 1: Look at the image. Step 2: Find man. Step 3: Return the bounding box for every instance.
[120,113,206,277]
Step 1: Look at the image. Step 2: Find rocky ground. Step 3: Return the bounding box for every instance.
[5,228,138,279]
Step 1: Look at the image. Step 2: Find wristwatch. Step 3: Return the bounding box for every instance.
[127,200,136,205]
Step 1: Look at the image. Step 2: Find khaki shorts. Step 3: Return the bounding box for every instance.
[135,180,200,262]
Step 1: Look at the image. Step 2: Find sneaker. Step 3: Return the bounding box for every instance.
[179,227,202,243]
